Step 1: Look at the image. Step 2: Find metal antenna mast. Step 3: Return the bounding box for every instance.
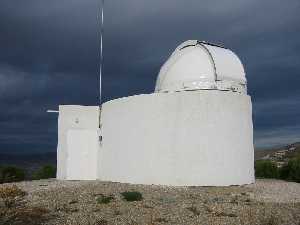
[99,0,104,105]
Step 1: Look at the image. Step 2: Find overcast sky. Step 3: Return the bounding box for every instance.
[0,0,299,153]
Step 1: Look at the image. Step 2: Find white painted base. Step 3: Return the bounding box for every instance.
[98,90,254,186]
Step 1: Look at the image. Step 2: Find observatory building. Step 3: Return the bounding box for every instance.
[56,40,254,186]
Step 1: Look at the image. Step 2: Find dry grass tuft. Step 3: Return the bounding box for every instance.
[2,207,50,225]
[13,207,49,220]
[204,205,237,217]
[0,185,26,199]
[0,185,26,208]
[0,185,50,225]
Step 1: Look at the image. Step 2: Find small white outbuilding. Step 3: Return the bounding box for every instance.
[56,40,254,186]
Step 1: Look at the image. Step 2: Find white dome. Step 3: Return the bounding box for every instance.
[155,40,247,93]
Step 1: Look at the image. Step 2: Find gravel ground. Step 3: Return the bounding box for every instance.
[247,179,300,203]
[1,179,300,225]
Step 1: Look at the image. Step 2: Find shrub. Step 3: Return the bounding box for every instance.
[279,156,300,182]
[121,191,143,202]
[0,185,26,199]
[33,165,56,180]
[286,156,300,182]
[0,166,26,184]
[96,194,114,204]
[278,164,290,180]
[1,206,49,225]
[0,185,26,208]
[255,160,278,178]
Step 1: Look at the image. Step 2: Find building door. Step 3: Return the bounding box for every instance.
[66,129,99,180]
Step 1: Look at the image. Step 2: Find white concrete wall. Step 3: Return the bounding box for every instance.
[99,90,254,186]
[57,105,100,180]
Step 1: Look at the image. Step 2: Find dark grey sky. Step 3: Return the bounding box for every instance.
[0,0,299,153]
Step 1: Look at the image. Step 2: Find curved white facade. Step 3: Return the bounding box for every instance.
[56,40,254,186]
[98,91,254,186]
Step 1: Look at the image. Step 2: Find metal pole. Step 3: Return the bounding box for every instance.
[99,0,104,105]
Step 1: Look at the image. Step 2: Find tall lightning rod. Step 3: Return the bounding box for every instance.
[99,0,104,105]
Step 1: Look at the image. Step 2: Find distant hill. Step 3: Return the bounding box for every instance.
[255,148,282,160]
[255,142,300,167]
[0,152,56,176]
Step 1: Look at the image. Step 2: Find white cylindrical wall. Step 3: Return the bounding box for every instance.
[98,90,254,186]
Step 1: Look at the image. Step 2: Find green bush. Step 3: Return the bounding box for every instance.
[279,164,290,180]
[96,194,114,204]
[121,191,143,202]
[0,166,26,184]
[279,156,300,182]
[255,160,278,178]
[33,165,56,180]
[286,156,300,182]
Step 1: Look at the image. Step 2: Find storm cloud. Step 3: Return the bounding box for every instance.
[0,0,299,153]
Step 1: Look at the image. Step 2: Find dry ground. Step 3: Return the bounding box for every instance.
[1,179,300,225]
